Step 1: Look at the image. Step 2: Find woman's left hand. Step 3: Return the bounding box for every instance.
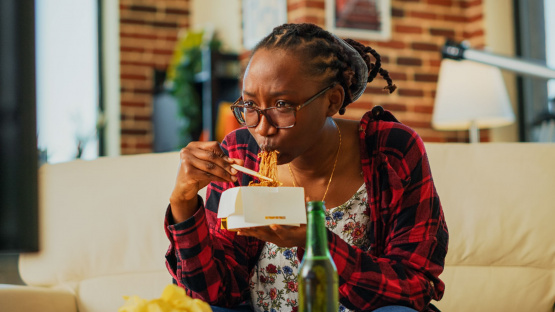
[237,224,307,248]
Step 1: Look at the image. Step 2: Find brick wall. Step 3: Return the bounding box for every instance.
[287,0,486,142]
[117,0,486,154]
[119,0,190,154]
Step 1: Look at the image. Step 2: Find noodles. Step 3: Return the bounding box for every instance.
[249,150,282,187]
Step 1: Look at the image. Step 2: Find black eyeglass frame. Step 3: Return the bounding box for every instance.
[230,83,337,129]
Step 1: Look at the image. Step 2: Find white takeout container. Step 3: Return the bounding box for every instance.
[217,186,306,230]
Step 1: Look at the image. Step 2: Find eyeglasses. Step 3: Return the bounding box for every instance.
[230,84,336,129]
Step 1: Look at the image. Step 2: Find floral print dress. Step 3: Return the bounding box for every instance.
[249,184,371,312]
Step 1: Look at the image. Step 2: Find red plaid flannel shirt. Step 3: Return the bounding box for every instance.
[165,108,448,311]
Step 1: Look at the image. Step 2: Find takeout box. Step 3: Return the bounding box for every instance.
[217,186,306,230]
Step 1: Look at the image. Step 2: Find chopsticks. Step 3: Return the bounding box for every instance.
[230,164,273,182]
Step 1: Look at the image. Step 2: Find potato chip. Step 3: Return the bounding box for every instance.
[119,284,212,312]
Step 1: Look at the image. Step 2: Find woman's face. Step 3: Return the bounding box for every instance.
[242,48,333,164]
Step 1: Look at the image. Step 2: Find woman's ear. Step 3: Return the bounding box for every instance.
[326,84,345,117]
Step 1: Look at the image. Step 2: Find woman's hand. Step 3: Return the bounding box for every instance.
[237,224,307,248]
[169,141,243,223]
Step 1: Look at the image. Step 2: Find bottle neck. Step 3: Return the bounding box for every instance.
[305,204,330,257]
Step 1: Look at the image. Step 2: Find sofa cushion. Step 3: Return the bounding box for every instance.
[0,284,77,312]
[76,271,171,312]
[20,152,181,287]
[426,143,555,311]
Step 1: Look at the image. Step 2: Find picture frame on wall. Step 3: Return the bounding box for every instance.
[325,0,391,41]
[242,0,288,50]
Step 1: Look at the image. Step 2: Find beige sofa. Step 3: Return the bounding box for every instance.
[0,143,554,312]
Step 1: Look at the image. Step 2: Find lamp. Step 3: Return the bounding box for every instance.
[432,58,515,143]
[442,40,555,80]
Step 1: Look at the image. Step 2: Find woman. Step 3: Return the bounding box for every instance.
[165,23,448,312]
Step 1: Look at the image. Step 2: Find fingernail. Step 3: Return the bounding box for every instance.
[270,224,278,230]
[231,176,238,182]
[231,168,238,174]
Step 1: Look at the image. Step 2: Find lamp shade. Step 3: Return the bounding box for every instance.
[432,59,515,130]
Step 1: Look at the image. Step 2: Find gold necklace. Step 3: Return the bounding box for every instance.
[288,119,341,202]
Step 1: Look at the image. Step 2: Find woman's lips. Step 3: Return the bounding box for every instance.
[258,140,277,152]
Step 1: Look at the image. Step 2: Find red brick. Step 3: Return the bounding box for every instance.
[133,88,153,95]
[413,105,434,114]
[288,0,325,11]
[395,25,423,34]
[120,32,157,40]
[120,46,146,53]
[381,103,408,111]
[121,73,148,81]
[129,5,157,13]
[411,42,439,52]
[120,18,180,29]
[397,57,422,66]
[392,7,404,17]
[121,86,153,94]
[397,88,424,97]
[443,14,467,22]
[159,33,179,41]
[404,120,431,128]
[414,73,439,82]
[376,40,406,49]
[121,129,149,135]
[429,59,442,67]
[122,101,147,108]
[426,0,453,6]
[165,8,190,15]
[151,20,179,28]
[409,11,437,20]
[133,115,152,121]
[459,0,482,8]
[121,60,157,67]
[389,72,408,81]
[120,18,146,26]
[365,86,390,94]
[177,20,190,28]
[429,28,455,37]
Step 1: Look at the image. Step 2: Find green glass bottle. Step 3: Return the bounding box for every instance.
[298,201,339,312]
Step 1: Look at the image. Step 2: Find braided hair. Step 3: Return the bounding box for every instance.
[251,23,396,115]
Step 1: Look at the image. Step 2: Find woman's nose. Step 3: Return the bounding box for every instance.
[254,113,278,137]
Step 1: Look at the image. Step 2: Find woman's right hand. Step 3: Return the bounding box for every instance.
[169,141,243,223]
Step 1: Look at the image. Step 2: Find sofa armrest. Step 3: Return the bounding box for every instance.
[0,284,76,312]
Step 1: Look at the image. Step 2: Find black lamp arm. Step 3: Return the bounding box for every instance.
[441,40,555,80]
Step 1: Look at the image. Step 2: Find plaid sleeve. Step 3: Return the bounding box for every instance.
[328,115,448,311]
[164,129,264,307]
